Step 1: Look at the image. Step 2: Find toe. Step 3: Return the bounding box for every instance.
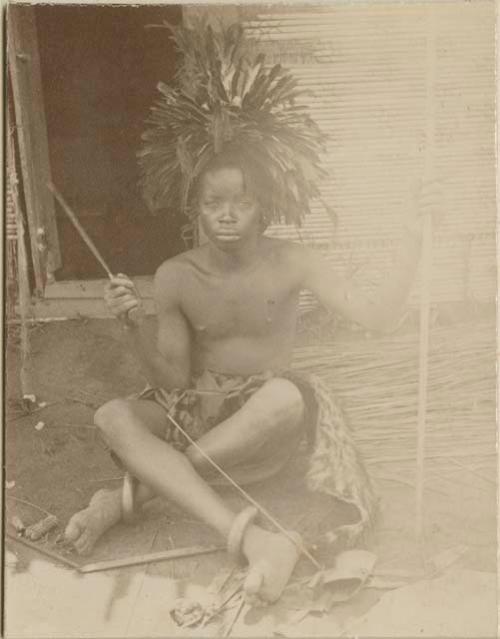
[244,592,263,607]
[73,530,93,555]
[244,564,264,597]
[64,517,83,542]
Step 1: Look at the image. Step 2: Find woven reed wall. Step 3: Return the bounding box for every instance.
[239,1,495,311]
[292,319,496,471]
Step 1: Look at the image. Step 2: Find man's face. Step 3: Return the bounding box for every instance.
[198,167,261,249]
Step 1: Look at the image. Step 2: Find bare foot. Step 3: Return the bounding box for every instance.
[241,525,301,604]
[64,489,123,555]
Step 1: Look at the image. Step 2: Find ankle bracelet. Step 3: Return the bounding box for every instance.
[121,472,137,523]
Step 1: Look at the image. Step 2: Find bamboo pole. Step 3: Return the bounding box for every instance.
[415,5,437,540]
[415,216,433,537]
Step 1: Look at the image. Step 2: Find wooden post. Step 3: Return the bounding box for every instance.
[415,216,433,539]
[415,5,437,540]
[7,5,62,294]
[7,122,35,398]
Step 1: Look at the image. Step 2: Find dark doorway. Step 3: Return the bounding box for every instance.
[35,4,185,280]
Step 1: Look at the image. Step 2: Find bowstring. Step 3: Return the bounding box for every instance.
[165,390,322,570]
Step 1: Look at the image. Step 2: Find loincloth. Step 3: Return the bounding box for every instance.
[134,369,310,452]
[132,369,378,547]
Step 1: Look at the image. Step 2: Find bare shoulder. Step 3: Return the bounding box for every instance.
[262,236,313,272]
[157,245,208,276]
[154,247,204,306]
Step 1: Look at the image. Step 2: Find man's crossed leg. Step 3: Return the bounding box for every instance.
[65,377,305,603]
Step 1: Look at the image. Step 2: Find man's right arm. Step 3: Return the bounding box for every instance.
[107,264,191,390]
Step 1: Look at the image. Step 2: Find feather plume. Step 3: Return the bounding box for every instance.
[138,19,326,226]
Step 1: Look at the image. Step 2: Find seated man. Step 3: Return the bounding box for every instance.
[65,150,433,604]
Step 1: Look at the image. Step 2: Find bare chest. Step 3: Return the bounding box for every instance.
[180,267,299,339]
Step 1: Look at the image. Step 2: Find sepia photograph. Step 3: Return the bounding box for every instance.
[4,1,497,636]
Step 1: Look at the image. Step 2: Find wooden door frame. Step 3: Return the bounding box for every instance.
[7,4,62,297]
[9,5,223,320]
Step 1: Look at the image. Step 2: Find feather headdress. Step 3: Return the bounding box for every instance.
[138,19,326,227]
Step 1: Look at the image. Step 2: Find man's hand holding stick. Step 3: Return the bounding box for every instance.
[47,183,144,327]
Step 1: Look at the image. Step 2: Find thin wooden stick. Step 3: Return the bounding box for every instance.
[47,182,113,280]
[47,182,140,325]
[6,495,55,518]
[165,410,322,570]
[416,5,437,540]
[6,531,81,571]
[223,595,246,638]
[79,544,223,573]
[8,528,222,573]
[88,475,125,484]
[201,583,243,628]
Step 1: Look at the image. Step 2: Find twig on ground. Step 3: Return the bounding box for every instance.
[209,566,237,596]
[65,397,102,409]
[201,583,243,629]
[6,531,80,570]
[6,496,55,518]
[79,544,224,573]
[50,423,96,430]
[8,402,59,422]
[223,595,246,638]
[10,419,96,430]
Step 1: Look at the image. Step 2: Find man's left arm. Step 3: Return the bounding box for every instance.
[300,230,421,332]
[300,180,441,332]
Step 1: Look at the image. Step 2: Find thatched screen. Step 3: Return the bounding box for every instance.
[238,2,495,312]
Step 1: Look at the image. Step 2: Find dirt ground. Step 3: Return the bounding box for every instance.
[4,318,497,637]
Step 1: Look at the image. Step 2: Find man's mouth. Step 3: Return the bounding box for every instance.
[216,230,240,239]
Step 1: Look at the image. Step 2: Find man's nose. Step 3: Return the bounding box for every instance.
[220,203,236,221]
